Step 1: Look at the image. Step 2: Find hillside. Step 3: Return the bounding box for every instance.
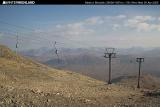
[112,74,160,90]
[0,45,160,107]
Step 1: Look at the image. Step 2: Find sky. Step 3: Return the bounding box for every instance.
[0,5,160,50]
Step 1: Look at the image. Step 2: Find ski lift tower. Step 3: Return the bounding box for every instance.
[136,58,144,88]
[104,48,116,84]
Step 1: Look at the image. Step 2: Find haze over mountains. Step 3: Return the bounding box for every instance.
[20,46,160,81]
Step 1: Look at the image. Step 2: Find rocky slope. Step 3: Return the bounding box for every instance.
[0,45,160,107]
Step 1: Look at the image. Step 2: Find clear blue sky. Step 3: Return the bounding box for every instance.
[0,5,160,50]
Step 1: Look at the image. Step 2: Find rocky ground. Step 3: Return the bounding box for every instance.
[0,84,160,107]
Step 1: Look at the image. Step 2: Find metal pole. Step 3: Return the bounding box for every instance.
[16,35,18,54]
[104,48,116,84]
[137,61,141,88]
[54,41,60,64]
[108,54,111,84]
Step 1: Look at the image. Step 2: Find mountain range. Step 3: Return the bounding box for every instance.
[20,47,160,81]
